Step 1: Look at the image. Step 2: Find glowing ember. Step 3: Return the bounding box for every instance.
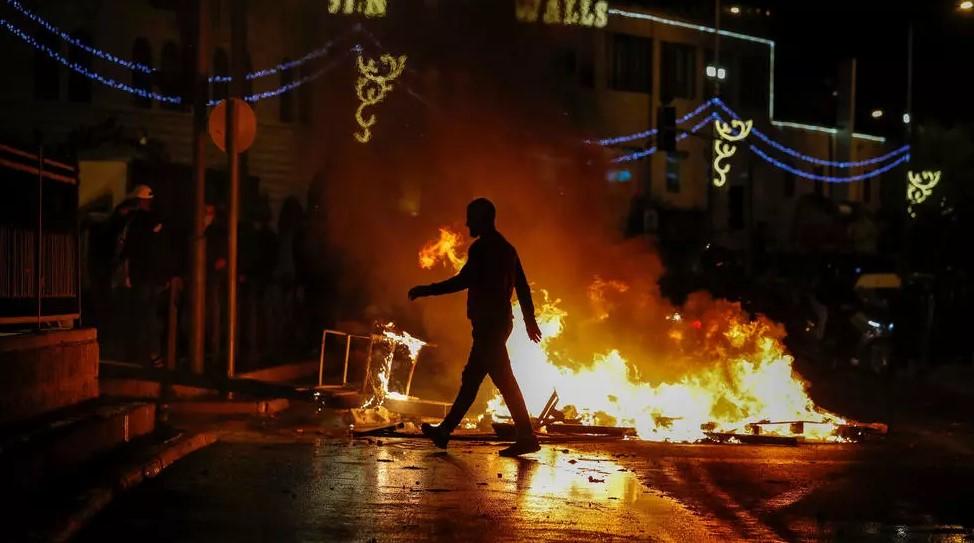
[361,322,428,408]
[415,226,848,442]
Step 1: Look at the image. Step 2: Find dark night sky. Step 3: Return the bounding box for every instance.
[765,0,974,129]
[630,0,974,128]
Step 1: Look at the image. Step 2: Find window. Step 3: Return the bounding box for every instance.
[666,151,686,193]
[863,178,872,203]
[211,48,229,104]
[68,30,93,103]
[159,41,182,110]
[608,33,651,93]
[33,32,60,101]
[783,172,795,197]
[280,58,294,122]
[661,42,695,100]
[132,38,153,109]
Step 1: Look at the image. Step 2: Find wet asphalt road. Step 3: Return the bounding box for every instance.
[78,427,974,543]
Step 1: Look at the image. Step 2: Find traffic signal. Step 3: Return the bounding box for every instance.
[657,106,676,152]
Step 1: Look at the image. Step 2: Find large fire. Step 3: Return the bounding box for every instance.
[416,226,848,442]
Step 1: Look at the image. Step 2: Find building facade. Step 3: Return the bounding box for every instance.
[568,3,894,252]
[0,0,901,254]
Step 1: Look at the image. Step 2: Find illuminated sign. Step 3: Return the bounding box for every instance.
[515,0,609,28]
[712,118,752,187]
[328,0,386,17]
[354,53,407,143]
[906,170,941,218]
[606,169,632,183]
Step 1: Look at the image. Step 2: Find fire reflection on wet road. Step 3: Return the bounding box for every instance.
[77,439,718,542]
[77,431,974,542]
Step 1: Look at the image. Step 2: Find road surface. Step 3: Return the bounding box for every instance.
[78,424,974,542]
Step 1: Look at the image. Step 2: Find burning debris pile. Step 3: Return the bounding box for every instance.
[411,227,879,444]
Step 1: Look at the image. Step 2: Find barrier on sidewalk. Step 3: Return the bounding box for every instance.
[0,143,80,326]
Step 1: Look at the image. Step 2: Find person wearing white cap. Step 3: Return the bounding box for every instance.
[109,184,167,365]
[129,184,155,201]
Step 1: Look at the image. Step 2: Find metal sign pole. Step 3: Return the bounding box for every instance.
[226,103,239,379]
[36,144,43,329]
[189,0,210,375]
[226,0,246,379]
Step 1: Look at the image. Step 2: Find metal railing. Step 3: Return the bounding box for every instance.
[0,143,79,326]
[317,329,374,388]
[317,326,430,397]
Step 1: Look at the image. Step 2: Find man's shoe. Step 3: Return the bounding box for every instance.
[421,423,449,449]
[499,438,541,457]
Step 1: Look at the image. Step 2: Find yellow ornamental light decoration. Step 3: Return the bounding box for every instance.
[906,170,941,218]
[516,0,609,28]
[328,0,386,17]
[354,53,407,143]
[712,118,752,187]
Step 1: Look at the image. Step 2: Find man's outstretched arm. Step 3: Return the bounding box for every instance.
[515,256,542,342]
[409,247,476,300]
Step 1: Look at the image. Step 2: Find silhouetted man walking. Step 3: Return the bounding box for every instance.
[409,198,542,457]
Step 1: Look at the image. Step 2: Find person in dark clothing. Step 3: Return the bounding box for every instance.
[206,204,229,366]
[408,198,542,457]
[115,185,168,366]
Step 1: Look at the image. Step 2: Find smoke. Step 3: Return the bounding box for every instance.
[301,17,778,406]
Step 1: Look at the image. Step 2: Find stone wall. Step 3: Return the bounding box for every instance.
[0,328,99,425]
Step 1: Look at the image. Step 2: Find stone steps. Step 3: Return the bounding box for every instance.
[0,399,156,493]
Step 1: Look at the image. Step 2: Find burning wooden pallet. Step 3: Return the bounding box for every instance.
[702,420,888,445]
[492,390,637,439]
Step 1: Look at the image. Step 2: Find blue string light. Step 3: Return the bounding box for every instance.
[611,110,911,182]
[209,29,353,83]
[747,144,911,183]
[208,48,353,107]
[596,128,657,146]
[711,98,910,169]
[610,112,716,163]
[591,99,715,146]
[688,111,717,134]
[612,146,657,163]
[750,129,909,168]
[6,0,154,74]
[1,18,181,104]
[1,11,350,107]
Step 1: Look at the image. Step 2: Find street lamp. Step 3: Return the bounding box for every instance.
[871,109,884,119]
[706,65,727,80]
[729,5,741,14]
[960,1,973,11]
[902,113,911,124]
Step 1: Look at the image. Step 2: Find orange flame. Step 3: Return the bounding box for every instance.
[416,226,847,442]
[419,227,467,271]
[587,275,630,321]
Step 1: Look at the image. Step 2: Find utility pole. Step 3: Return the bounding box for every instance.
[189,0,209,375]
[709,0,721,232]
[226,0,247,378]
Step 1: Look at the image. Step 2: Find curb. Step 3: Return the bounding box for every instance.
[45,431,217,543]
[163,398,290,417]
